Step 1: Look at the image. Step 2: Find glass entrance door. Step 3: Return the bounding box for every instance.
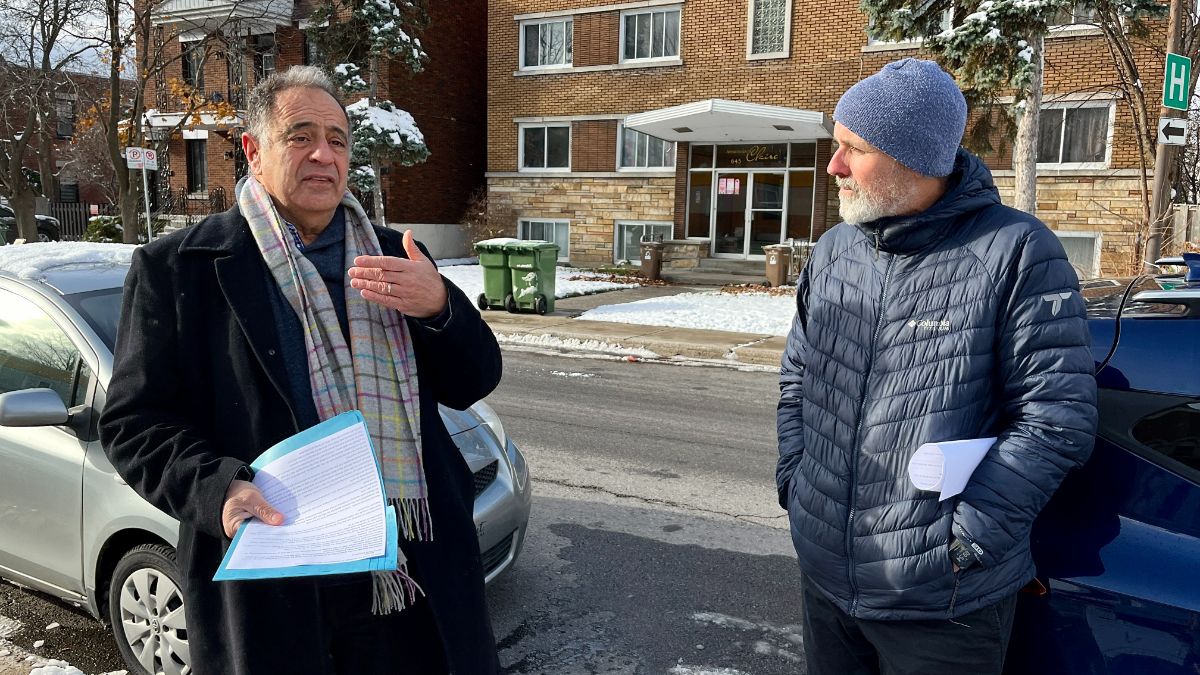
[712,171,785,258]
[713,172,747,256]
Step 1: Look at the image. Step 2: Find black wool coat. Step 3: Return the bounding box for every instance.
[98,206,503,674]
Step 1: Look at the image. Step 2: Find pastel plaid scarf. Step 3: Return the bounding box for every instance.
[240,176,429,613]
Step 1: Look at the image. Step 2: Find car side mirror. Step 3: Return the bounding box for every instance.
[0,388,71,427]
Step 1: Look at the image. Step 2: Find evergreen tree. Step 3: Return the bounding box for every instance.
[306,0,431,226]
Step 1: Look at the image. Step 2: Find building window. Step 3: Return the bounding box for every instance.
[521,19,573,69]
[304,35,323,65]
[621,8,680,61]
[57,182,79,203]
[253,33,277,82]
[518,219,570,260]
[520,125,570,171]
[619,126,676,169]
[1051,2,1097,27]
[866,9,951,46]
[55,97,75,139]
[1038,104,1111,167]
[615,222,672,263]
[181,41,205,90]
[749,0,790,57]
[1052,230,1101,278]
[186,139,207,194]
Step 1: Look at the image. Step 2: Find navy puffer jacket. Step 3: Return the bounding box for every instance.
[776,149,1097,620]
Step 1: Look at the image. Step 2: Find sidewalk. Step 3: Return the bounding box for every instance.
[479,285,788,368]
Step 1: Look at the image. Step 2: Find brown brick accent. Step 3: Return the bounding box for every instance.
[145,2,486,226]
[574,12,619,68]
[571,120,617,172]
[673,142,689,237]
[813,139,838,238]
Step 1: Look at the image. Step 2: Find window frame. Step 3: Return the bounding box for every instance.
[864,7,952,49]
[614,221,673,263]
[518,218,571,261]
[180,39,206,90]
[253,32,277,82]
[55,97,76,139]
[185,138,208,195]
[1036,101,1114,170]
[619,6,682,64]
[518,123,572,172]
[617,123,677,171]
[746,0,792,60]
[519,18,574,70]
[1051,229,1102,279]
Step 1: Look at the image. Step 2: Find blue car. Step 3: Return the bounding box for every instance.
[1006,258,1200,675]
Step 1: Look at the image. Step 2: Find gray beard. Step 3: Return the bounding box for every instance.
[837,171,921,225]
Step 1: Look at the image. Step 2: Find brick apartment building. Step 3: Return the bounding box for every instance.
[487,0,1173,276]
[143,0,486,251]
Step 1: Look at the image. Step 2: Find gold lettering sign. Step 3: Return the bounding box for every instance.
[717,144,787,168]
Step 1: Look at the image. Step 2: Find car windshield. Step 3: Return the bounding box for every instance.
[63,287,122,351]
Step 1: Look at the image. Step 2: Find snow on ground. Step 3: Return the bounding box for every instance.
[577,291,795,336]
[439,264,638,305]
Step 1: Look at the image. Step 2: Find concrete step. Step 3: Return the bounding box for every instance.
[694,258,766,276]
[661,268,766,286]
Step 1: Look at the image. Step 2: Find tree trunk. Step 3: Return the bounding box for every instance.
[1012,34,1043,215]
[9,189,39,242]
[119,171,142,244]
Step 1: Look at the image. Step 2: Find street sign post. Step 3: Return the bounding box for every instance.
[125,147,155,241]
[1158,117,1188,146]
[1163,53,1192,111]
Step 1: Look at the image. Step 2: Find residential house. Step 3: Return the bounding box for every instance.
[143,0,486,252]
[487,0,1172,277]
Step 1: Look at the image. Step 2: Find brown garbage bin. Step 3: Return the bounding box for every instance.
[763,244,792,287]
[640,240,665,281]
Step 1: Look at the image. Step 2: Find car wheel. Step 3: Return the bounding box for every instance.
[37,230,52,242]
[108,543,190,675]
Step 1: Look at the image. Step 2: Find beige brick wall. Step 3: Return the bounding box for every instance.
[490,0,1171,266]
[993,174,1144,276]
[488,175,675,265]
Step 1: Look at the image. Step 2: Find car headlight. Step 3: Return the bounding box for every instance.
[507,440,529,493]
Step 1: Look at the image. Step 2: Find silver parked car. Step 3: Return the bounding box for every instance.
[0,243,531,675]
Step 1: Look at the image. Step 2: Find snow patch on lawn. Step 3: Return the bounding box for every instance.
[578,292,794,336]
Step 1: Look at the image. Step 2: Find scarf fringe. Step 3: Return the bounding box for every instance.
[370,565,424,615]
[392,496,434,541]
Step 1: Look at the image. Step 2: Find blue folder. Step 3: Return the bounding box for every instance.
[214,411,399,581]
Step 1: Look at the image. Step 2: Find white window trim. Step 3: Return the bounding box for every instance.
[518,123,572,173]
[1051,230,1102,278]
[615,123,677,173]
[745,0,792,61]
[863,8,951,51]
[1036,101,1115,170]
[614,220,674,264]
[619,5,682,64]
[518,218,571,261]
[515,0,683,21]
[512,59,683,76]
[1048,23,1103,38]
[519,18,574,70]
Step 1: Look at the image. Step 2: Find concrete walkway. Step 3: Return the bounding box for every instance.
[480,285,787,368]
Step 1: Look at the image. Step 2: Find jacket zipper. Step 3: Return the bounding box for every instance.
[845,251,895,617]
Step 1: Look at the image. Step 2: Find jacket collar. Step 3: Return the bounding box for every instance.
[853,149,1001,256]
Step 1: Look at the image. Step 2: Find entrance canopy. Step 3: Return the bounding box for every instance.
[624,99,833,143]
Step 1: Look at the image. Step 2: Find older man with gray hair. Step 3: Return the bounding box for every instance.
[100,65,503,674]
[776,58,1098,674]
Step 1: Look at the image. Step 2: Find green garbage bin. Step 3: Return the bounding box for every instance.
[504,240,559,315]
[473,238,517,311]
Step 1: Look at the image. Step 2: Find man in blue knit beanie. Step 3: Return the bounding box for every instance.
[777,58,1097,675]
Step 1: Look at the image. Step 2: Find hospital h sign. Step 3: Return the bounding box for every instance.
[1163,53,1192,112]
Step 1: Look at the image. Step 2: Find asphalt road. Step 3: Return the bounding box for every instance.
[0,348,805,675]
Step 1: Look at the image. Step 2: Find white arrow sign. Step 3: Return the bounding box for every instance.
[1158,118,1188,146]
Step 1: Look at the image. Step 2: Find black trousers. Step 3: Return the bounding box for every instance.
[318,575,449,674]
[801,575,1018,675]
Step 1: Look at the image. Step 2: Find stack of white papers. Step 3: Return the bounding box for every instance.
[906,437,998,502]
[214,411,399,581]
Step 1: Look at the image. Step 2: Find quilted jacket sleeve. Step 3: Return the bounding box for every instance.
[776,265,811,509]
[952,226,1098,566]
